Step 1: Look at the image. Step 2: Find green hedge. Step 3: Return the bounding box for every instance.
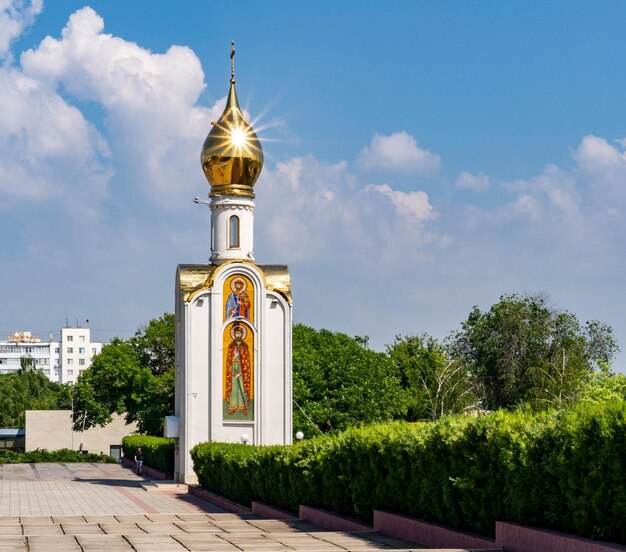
[191,401,626,543]
[122,435,175,474]
[0,448,116,463]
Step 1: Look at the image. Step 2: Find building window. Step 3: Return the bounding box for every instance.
[67,347,73,354]
[67,335,73,342]
[92,348,97,355]
[55,347,59,353]
[79,359,85,366]
[78,335,85,342]
[67,359,73,365]
[79,347,85,354]
[229,215,240,248]
[67,370,74,376]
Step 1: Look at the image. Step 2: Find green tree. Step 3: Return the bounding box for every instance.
[293,324,406,437]
[450,293,618,410]
[73,329,175,435]
[130,313,175,375]
[0,357,71,428]
[388,334,477,420]
[578,363,626,404]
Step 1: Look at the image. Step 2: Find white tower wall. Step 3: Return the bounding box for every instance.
[210,197,255,264]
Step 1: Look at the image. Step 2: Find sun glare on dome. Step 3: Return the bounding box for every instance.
[230,127,247,147]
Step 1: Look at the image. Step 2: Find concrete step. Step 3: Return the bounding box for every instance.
[140,480,187,492]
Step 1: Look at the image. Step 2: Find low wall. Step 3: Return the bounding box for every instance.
[496,522,626,552]
[300,505,372,532]
[374,510,496,549]
[25,410,137,455]
[187,486,252,514]
[251,502,297,520]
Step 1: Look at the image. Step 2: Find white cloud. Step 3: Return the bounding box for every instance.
[574,135,626,176]
[0,0,42,61]
[357,131,441,174]
[255,154,442,264]
[456,171,490,192]
[502,164,579,219]
[0,66,111,207]
[572,136,626,213]
[369,184,435,224]
[19,6,223,209]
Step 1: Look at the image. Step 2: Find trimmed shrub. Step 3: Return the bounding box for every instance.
[191,401,626,543]
[0,448,116,463]
[122,435,175,474]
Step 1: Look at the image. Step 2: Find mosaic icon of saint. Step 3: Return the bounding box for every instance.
[225,324,252,416]
[225,277,251,320]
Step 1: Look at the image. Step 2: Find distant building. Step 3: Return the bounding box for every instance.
[57,327,103,385]
[0,328,103,384]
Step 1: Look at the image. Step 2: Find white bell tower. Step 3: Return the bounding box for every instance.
[173,43,293,484]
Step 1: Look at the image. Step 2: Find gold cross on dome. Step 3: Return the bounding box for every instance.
[230,40,235,83]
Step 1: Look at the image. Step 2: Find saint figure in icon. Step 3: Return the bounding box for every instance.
[225,277,251,320]
[224,324,252,417]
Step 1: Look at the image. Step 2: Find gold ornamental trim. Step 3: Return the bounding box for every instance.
[177,262,292,304]
[209,183,256,199]
[260,264,293,304]
[178,264,220,302]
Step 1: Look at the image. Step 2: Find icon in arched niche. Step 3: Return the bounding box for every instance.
[224,274,253,322]
[223,321,254,420]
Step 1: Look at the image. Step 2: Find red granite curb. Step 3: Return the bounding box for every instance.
[251,501,297,520]
[496,522,626,552]
[373,510,497,550]
[299,505,372,532]
[187,485,252,514]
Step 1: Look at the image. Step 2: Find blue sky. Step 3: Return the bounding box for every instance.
[2,1,626,370]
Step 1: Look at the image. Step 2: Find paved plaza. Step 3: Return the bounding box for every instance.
[0,463,487,551]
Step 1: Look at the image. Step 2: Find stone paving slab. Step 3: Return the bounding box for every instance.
[137,521,188,533]
[61,523,106,534]
[0,538,26,550]
[0,525,22,535]
[173,536,241,551]
[126,534,189,551]
[75,534,134,550]
[99,522,147,534]
[27,535,83,551]
[22,523,65,535]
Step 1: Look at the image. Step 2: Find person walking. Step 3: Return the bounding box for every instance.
[134,447,144,476]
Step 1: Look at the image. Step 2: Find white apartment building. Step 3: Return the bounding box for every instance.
[57,327,102,385]
[0,332,58,380]
[0,328,103,384]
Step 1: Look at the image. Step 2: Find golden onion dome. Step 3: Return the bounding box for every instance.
[201,43,263,198]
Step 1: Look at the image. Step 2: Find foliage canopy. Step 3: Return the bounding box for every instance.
[449,293,618,410]
[293,324,406,436]
[0,358,71,428]
[73,313,174,435]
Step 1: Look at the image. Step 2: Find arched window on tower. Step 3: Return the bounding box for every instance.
[229,215,240,249]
